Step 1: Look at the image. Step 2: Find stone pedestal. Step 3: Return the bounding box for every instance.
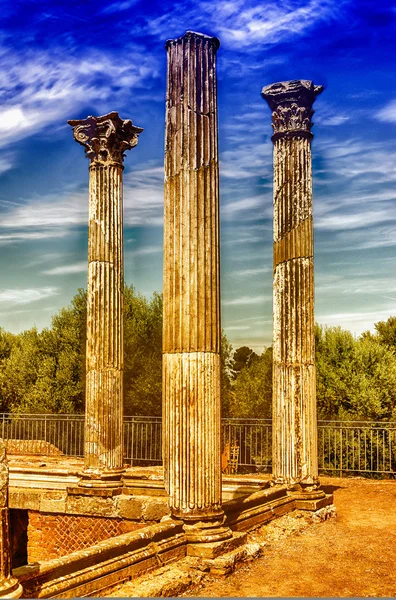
[68,112,142,488]
[163,31,230,541]
[0,443,22,598]
[261,80,324,493]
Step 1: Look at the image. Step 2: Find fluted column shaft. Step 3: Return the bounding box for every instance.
[84,161,124,475]
[262,80,323,487]
[163,31,224,526]
[69,112,142,487]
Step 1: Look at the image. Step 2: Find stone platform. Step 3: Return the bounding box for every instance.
[8,455,333,597]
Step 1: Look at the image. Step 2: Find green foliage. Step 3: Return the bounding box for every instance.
[228,347,272,419]
[374,316,396,348]
[2,290,396,424]
[316,324,396,421]
[232,345,259,378]
[123,287,162,416]
[1,289,87,415]
[220,331,234,417]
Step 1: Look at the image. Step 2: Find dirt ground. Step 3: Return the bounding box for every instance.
[183,476,396,598]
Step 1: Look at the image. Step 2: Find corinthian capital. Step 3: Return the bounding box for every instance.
[68,111,143,165]
[261,80,323,140]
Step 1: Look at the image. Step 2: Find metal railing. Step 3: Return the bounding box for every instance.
[1,413,395,476]
[318,420,396,476]
[222,418,272,472]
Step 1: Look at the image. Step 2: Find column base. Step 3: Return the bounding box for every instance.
[282,482,334,511]
[0,577,23,599]
[286,481,325,500]
[171,509,233,544]
[76,467,125,491]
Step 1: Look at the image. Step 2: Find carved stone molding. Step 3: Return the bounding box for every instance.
[261,80,323,139]
[68,111,143,165]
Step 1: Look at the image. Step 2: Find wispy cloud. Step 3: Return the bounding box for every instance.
[99,0,140,15]
[316,307,396,337]
[222,294,271,306]
[123,166,164,226]
[127,245,162,256]
[0,287,59,305]
[214,0,344,47]
[375,100,396,123]
[230,266,271,277]
[42,263,86,276]
[142,0,345,49]
[0,164,164,246]
[0,191,87,229]
[0,43,158,165]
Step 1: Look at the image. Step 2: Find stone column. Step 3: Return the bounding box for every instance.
[0,442,22,598]
[163,31,230,542]
[261,80,324,493]
[68,112,142,488]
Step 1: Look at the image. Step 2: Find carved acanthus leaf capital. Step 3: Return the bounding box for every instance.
[68,111,143,165]
[261,80,323,139]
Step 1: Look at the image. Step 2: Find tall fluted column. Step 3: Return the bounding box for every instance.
[163,31,230,541]
[0,442,22,598]
[69,112,142,488]
[261,80,324,491]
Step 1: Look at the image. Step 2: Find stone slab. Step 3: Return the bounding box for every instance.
[67,486,122,497]
[294,493,334,511]
[187,531,247,559]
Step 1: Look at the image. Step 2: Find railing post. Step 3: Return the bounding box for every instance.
[340,425,343,477]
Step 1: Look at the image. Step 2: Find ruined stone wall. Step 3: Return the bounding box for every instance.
[26,512,144,563]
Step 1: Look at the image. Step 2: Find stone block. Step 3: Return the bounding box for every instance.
[295,493,333,512]
[116,496,144,520]
[65,494,117,517]
[40,491,67,513]
[187,531,247,559]
[9,490,41,511]
[142,498,169,521]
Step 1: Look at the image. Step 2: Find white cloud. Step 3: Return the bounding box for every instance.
[42,263,87,276]
[375,100,396,123]
[0,44,158,154]
[123,166,164,227]
[222,294,271,306]
[127,245,162,256]
[214,0,343,47]
[222,196,263,214]
[0,287,59,305]
[316,307,396,337]
[100,0,140,14]
[0,164,164,245]
[0,230,70,246]
[143,0,344,49]
[0,191,87,229]
[231,266,271,277]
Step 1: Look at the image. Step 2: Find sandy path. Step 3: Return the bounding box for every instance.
[183,476,396,597]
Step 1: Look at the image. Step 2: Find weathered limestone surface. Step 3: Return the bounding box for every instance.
[163,31,226,534]
[0,442,22,598]
[68,112,142,487]
[261,80,323,489]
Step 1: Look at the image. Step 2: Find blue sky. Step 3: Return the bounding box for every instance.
[0,0,395,352]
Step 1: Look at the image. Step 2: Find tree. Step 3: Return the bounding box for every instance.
[232,346,259,378]
[123,287,163,416]
[0,285,242,417]
[220,331,234,417]
[228,347,272,419]
[315,324,396,421]
[373,316,396,348]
